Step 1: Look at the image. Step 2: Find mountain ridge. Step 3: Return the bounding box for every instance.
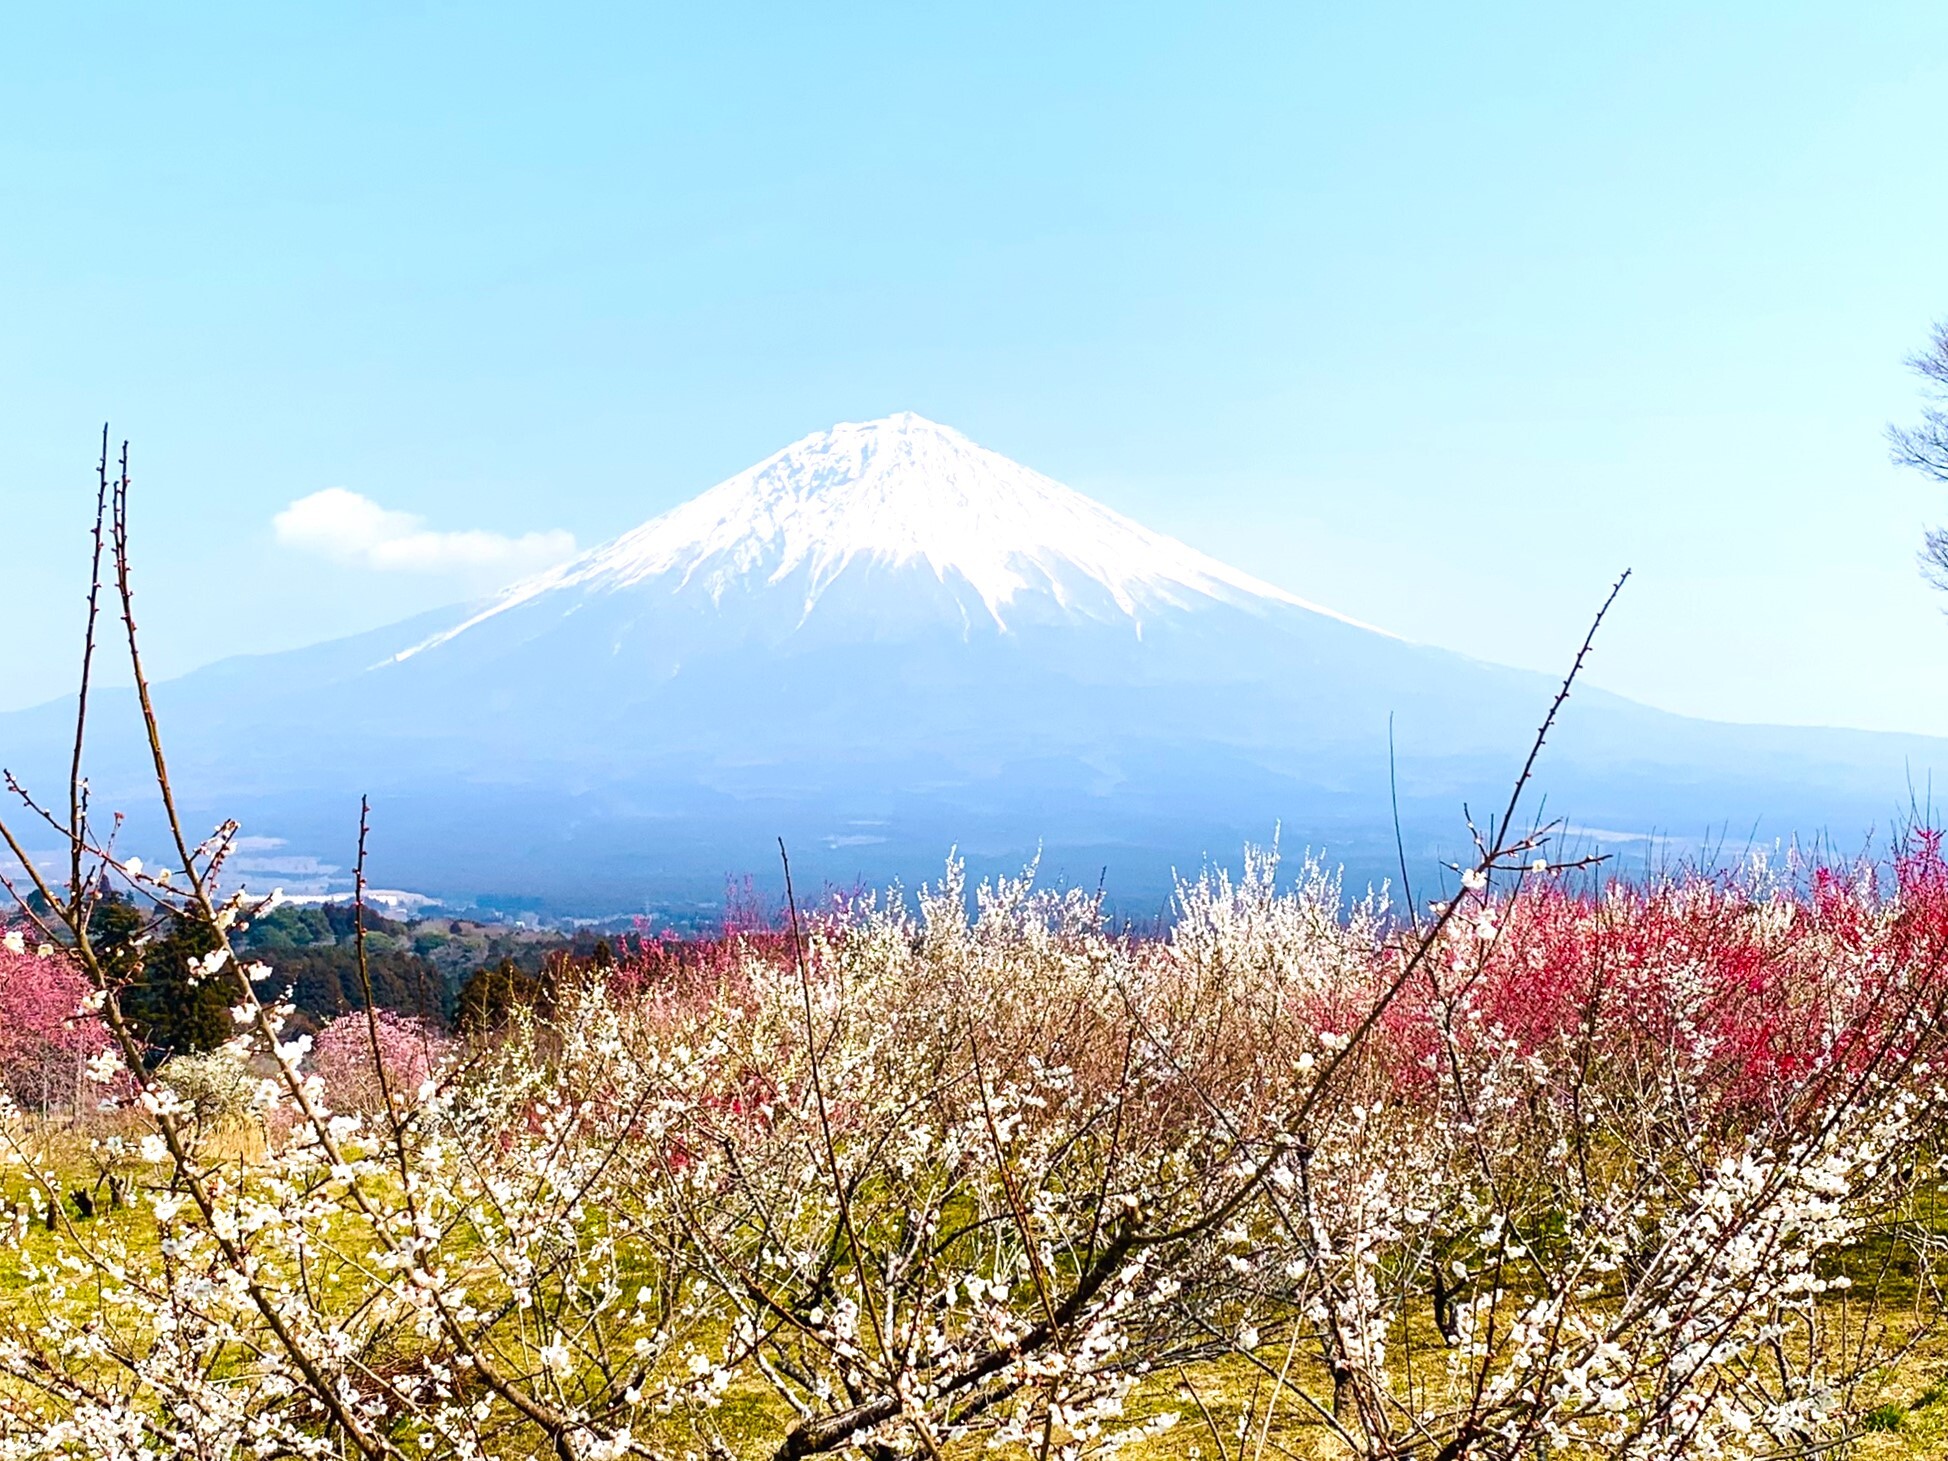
[1,415,1943,913]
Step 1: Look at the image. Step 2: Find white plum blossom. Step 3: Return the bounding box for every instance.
[0,840,1935,1459]
[84,1048,125,1084]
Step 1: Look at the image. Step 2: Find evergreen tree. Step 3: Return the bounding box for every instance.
[118,913,235,1058]
[455,956,546,1036]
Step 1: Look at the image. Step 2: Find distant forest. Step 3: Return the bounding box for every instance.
[33,891,617,1056]
[236,902,624,1029]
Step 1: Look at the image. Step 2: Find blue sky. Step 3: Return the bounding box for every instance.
[5,3,1948,731]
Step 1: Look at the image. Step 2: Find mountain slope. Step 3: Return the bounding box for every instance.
[3,414,1942,914]
[400,412,1377,657]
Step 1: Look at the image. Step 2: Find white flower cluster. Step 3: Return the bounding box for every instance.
[0,845,1936,1460]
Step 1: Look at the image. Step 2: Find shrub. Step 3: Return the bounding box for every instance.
[0,935,108,1114]
[307,1008,450,1112]
[154,1047,261,1144]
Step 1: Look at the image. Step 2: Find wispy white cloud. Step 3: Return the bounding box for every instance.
[273,488,575,576]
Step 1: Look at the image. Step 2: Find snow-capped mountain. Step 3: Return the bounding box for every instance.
[400,413,1377,656]
[2,414,1943,914]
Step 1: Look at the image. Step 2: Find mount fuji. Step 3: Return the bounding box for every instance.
[4,413,1944,914]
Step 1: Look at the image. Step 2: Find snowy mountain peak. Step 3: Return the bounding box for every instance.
[398,414,1377,660]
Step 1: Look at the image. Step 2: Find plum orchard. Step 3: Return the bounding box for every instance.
[4,835,1948,1459]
